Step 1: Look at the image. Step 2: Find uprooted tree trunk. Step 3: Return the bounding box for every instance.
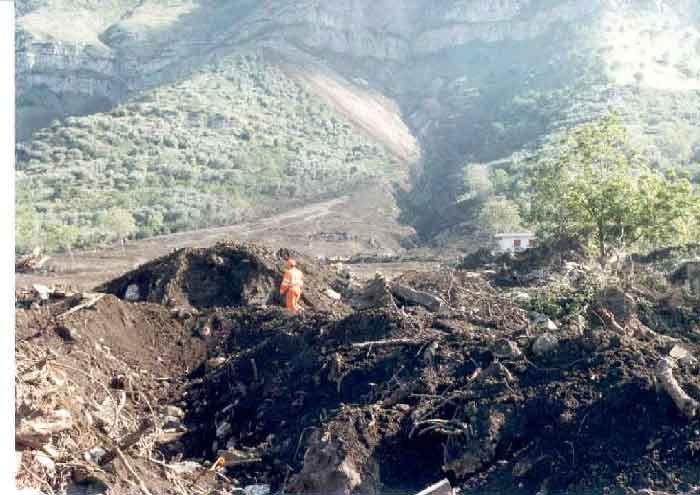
[655,357,699,419]
[596,308,679,348]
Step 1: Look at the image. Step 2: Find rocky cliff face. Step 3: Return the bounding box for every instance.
[14,0,598,139]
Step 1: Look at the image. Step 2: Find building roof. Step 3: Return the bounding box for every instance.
[494,232,535,238]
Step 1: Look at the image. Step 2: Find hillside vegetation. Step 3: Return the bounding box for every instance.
[15,54,401,254]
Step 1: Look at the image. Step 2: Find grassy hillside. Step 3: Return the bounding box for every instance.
[15,54,401,253]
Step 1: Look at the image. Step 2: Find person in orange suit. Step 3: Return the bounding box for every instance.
[280,258,304,313]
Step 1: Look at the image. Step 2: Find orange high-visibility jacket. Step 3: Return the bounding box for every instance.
[280,267,304,294]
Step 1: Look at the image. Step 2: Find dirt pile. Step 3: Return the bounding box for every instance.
[99,242,349,313]
[15,294,232,494]
[15,241,700,495]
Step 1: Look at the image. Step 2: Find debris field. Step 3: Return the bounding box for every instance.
[15,242,700,495]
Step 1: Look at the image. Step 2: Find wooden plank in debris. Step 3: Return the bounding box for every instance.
[415,479,453,495]
[57,293,106,319]
[656,357,699,420]
[352,338,425,349]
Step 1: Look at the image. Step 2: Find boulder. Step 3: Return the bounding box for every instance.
[532,314,558,331]
[532,333,559,356]
[244,485,271,495]
[124,284,140,302]
[390,283,446,312]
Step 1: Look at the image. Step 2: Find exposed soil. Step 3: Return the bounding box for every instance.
[15,240,700,495]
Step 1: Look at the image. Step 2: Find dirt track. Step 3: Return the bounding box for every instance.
[16,184,427,291]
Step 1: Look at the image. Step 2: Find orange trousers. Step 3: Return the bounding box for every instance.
[285,286,302,313]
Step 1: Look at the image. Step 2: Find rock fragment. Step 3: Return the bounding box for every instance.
[532,313,558,331]
[207,357,227,371]
[164,405,185,419]
[168,461,202,475]
[84,447,107,465]
[55,324,78,341]
[243,485,271,495]
[326,288,342,300]
[124,284,140,302]
[216,421,232,438]
[532,333,559,356]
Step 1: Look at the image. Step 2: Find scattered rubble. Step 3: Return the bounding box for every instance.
[15,241,700,494]
[16,248,50,273]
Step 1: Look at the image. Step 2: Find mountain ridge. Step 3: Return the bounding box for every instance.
[15,0,700,249]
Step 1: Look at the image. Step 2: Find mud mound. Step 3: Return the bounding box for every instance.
[15,295,225,494]
[99,241,348,312]
[181,267,700,494]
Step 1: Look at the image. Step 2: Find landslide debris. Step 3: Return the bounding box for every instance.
[98,242,350,313]
[180,260,700,494]
[15,294,222,495]
[15,241,700,495]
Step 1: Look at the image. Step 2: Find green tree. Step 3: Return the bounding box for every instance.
[527,116,699,258]
[15,205,41,255]
[459,163,492,201]
[478,196,524,234]
[102,207,137,241]
[42,221,80,253]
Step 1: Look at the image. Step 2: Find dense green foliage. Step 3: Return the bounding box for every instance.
[527,116,700,257]
[15,54,397,254]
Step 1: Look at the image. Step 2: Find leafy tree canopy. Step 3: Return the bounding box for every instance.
[526,115,700,258]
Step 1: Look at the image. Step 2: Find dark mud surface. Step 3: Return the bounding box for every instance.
[15,242,700,495]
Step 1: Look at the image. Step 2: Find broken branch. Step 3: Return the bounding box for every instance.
[655,357,699,420]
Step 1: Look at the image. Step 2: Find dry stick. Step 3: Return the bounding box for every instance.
[99,419,155,466]
[294,427,314,460]
[146,455,208,495]
[112,390,127,435]
[250,358,259,382]
[57,293,106,319]
[645,456,676,487]
[20,462,56,495]
[115,447,153,495]
[351,338,424,349]
[656,357,700,419]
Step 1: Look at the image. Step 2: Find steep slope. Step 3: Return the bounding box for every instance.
[16,0,700,249]
[15,53,406,252]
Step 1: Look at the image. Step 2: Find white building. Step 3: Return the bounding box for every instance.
[494,232,536,254]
